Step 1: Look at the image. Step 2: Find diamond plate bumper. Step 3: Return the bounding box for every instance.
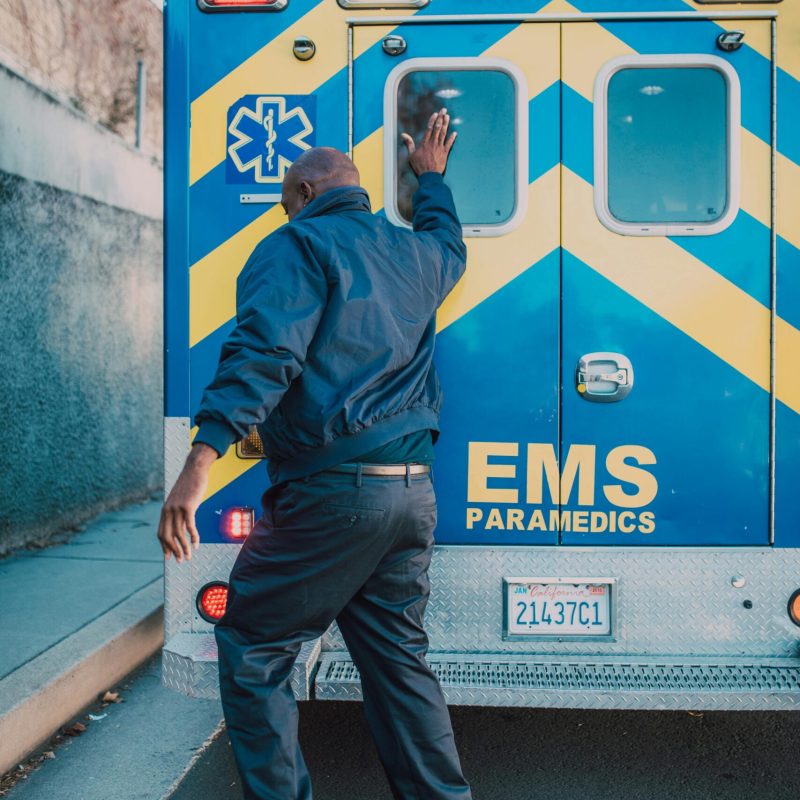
[162,634,321,700]
[314,652,800,710]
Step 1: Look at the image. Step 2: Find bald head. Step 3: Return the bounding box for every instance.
[281,147,360,220]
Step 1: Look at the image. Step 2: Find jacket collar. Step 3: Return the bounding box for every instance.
[292,185,372,222]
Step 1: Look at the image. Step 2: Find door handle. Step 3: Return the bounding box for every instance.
[382,35,407,56]
[576,352,634,402]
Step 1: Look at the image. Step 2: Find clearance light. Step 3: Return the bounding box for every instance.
[237,426,265,459]
[199,0,287,10]
[221,507,255,540]
[197,582,229,623]
[789,590,800,628]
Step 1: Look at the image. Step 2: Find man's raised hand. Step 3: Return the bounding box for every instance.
[401,107,457,177]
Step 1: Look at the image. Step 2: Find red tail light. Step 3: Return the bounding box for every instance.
[197,582,229,623]
[221,507,255,540]
[789,589,800,628]
[199,0,288,9]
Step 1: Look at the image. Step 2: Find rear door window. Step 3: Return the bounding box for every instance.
[594,55,740,236]
[385,59,528,236]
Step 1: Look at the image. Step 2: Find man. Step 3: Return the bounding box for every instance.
[158,108,471,800]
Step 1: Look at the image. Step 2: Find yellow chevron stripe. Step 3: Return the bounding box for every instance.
[741,129,772,232]
[190,205,284,347]
[772,0,800,81]
[734,18,772,62]
[484,21,560,99]
[189,3,418,185]
[778,151,800,250]
[354,127,384,212]
[561,17,635,100]
[776,317,800,414]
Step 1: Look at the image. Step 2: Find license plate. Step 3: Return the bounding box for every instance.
[503,578,614,639]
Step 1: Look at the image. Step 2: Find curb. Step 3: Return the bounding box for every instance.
[0,580,164,774]
[159,719,229,800]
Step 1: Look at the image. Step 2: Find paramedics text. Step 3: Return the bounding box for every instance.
[467,442,657,535]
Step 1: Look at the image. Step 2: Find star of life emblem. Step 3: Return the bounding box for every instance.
[226,95,316,185]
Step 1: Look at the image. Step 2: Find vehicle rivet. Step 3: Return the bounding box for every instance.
[731,575,746,589]
[293,37,316,61]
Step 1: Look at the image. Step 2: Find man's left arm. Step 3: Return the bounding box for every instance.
[157,230,327,562]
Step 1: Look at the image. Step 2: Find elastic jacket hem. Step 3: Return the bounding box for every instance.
[194,419,239,458]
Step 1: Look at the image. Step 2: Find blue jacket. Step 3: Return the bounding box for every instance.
[194,171,466,484]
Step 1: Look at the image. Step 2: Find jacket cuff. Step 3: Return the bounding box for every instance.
[193,419,238,458]
[417,171,444,186]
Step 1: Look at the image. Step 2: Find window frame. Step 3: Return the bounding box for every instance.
[383,57,529,238]
[593,54,741,237]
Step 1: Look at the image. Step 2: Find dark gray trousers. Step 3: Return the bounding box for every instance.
[214,469,472,800]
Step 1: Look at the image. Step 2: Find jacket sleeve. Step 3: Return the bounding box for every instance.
[411,171,467,305]
[193,229,327,457]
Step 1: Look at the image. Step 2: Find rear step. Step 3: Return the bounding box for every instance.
[162,634,321,700]
[314,652,800,711]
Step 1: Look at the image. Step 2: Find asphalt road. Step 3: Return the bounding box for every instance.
[173,700,800,800]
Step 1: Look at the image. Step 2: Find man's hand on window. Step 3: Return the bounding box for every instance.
[157,442,218,563]
[401,107,457,177]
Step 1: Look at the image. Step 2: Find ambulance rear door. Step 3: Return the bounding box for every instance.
[560,18,772,546]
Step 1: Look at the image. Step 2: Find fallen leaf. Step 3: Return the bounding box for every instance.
[688,711,704,718]
[63,722,87,736]
[101,690,121,703]
[43,752,55,760]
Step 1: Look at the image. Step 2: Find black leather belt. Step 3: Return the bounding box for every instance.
[325,463,430,476]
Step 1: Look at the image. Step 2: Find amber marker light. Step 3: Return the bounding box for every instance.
[197,582,229,623]
[789,590,800,628]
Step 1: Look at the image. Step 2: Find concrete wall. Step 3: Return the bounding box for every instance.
[0,42,163,552]
[0,0,163,158]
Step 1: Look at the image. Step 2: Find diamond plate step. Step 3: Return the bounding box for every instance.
[314,652,800,711]
[162,634,321,700]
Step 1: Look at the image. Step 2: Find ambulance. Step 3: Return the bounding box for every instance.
[162,0,800,710]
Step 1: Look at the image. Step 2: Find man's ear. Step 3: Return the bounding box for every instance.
[299,180,315,205]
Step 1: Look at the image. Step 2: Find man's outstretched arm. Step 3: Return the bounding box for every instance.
[402,108,466,303]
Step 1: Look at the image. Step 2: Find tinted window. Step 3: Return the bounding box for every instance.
[396,69,517,226]
[607,67,728,224]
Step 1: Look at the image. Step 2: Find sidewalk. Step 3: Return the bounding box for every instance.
[3,655,226,800]
[0,499,165,774]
